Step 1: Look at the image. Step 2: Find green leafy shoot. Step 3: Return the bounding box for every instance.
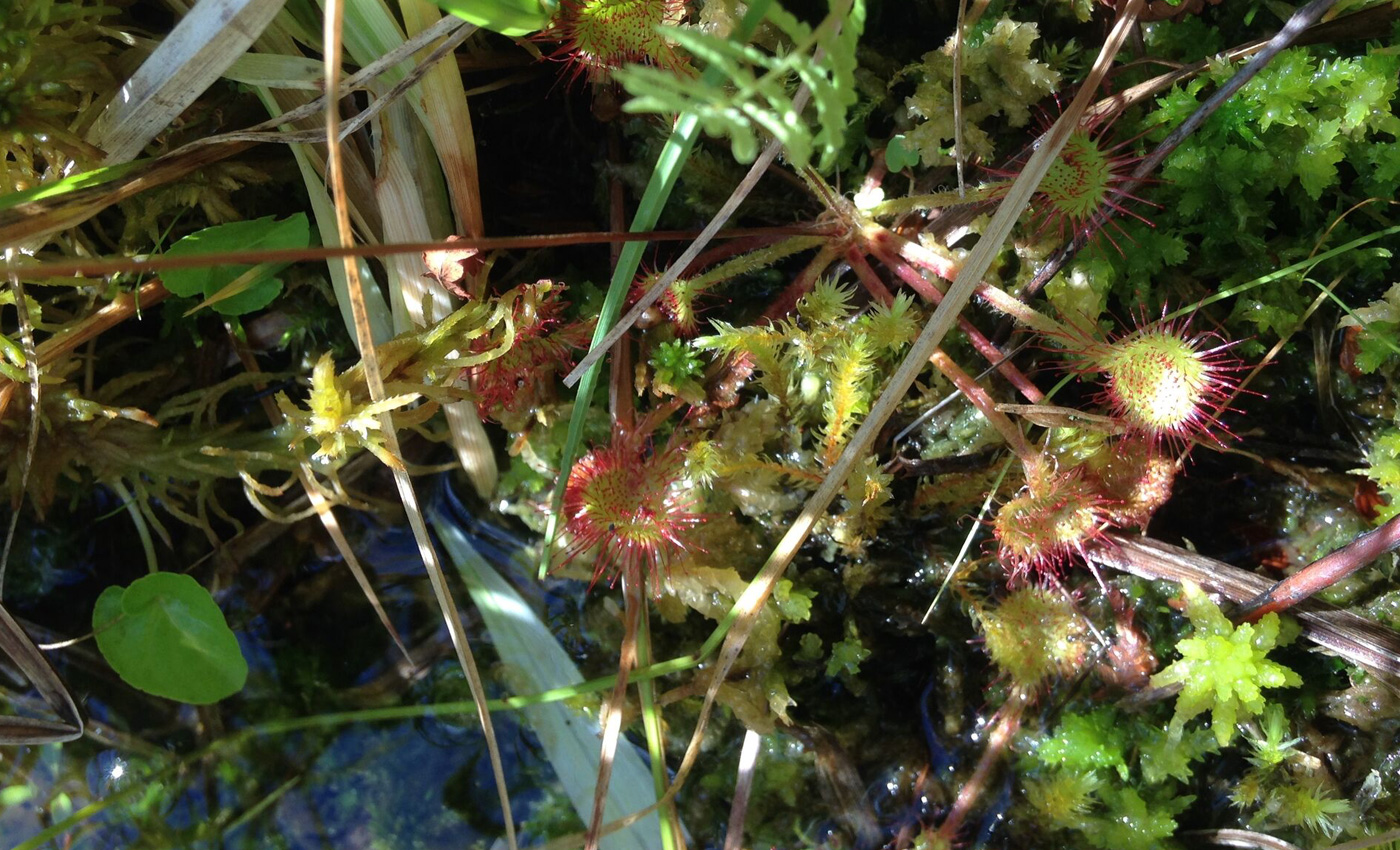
[162,213,311,316]
[1245,703,1301,770]
[93,573,248,705]
[1032,709,1129,780]
[432,0,553,36]
[616,0,866,169]
[1149,582,1302,747]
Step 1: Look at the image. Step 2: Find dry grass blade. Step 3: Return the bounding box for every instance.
[0,603,83,744]
[397,0,485,238]
[320,4,517,848]
[392,0,496,496]
[86,0,286,163]
[723,729,763,850]
[1089,535,1400,677]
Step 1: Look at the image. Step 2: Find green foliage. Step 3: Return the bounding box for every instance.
[1245,704,1301,770]
[825,617,870,681]
[977,586,1089,690]
[856,291,921,352]
[432,0,552,36]
[1034,709,1129,780]
[1080,785,1189,850]
[161,214,311,316]
[1023,769,1101,829]
[1149,582,1302,747]
[1144,45,1400,276]
[1363,429,1400,522]
[648,339,705,401]
[1265,779,1353,839]
[773,578,816,622]
[898,16,1060,168]
[617,0,866,169]
[0,0,118,192]
[885,134,919,171]
[93,573,248,704]
[1138,726,1218,785]
[1340,282,1400,375]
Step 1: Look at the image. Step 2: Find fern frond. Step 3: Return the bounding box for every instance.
[616,0,865,169]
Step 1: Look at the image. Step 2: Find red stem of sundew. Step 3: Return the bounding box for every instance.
[844,246,897,305]
[935,686,1030,844]
[866,226,1069,339]
[684,233,793,277]
[866,245,1045,404]
[608,128,636,434]
[1239,512,1400,622]
[930,350,1035,463]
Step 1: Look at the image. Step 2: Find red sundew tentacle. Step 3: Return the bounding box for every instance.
[1052,308,1249,447]
[981,120,1159,252]
[993,463,1111,581]
[538,0,688,84]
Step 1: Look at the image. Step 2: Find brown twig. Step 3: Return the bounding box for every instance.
[1087,534,1400,677]
[4,226,831,281]
[1238,513,1400,622]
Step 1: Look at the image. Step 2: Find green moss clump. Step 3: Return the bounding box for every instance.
[1150,582,1302,747]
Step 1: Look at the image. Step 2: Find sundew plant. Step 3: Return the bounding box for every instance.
[1,0,1400,848]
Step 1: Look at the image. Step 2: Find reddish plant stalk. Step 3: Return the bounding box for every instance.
[1240,512,1400,622]
[935,686,1031,843]
[844,246,897,305]
[866,245,1044,403]
[930,350,1035,463]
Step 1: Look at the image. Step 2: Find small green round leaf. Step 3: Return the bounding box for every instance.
[93,573,248,705]
[885,135,919,172]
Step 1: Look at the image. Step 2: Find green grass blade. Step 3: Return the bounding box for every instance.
[433,509,666,850]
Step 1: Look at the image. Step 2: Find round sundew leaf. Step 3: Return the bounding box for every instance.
[93,573,248,705]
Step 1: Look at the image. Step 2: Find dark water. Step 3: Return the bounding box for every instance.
[0,481,587,850]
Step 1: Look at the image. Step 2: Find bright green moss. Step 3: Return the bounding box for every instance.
[1150,582,1303,747]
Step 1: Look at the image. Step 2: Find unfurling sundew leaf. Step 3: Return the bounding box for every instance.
[93,573,247,704]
